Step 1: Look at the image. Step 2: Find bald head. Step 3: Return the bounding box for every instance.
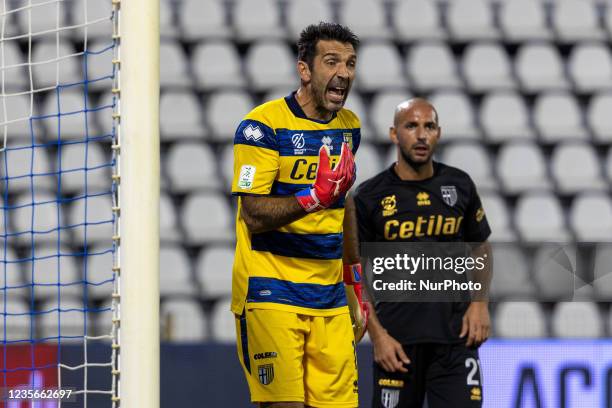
[393,98,439,128]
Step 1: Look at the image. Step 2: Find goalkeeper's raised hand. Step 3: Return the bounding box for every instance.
[344,263,369,342]
[295,142,356,213]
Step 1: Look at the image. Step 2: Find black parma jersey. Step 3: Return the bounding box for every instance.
[353,162,491,345]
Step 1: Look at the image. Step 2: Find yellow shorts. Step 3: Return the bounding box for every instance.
[235,307,359,407]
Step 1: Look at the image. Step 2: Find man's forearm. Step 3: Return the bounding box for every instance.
[240,195,307,234]
[342,195,361,264]
[470,241,492,303]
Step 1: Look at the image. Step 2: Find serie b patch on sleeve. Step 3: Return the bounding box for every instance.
[238,165,256,189]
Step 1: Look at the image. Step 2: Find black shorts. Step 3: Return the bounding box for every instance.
[372,343,483,408]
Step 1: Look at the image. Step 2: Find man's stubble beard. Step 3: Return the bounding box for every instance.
[398,145,433,171]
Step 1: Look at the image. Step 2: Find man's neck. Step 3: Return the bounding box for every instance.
[394,159,434,181]
[295,87,332,122]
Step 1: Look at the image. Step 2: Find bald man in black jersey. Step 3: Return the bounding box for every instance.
[344,98,492,407]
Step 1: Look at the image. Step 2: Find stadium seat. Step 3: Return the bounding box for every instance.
[500,0,551,41]
[2,298,31,341]
[11,191,64,244]
[0,145,55,193]
[532,244,579,300]
[0,94,36,142]
[233,0,283,41]
[370,90,413,141]
[534,92,587,142]
[339,0,390,40]
[84,245,115,300]
[551,143,606,194]
[160,193,181,243]
[39,297,86,341]
[494,302,546,338]
[23,244,81,300]
[515,43,568,92]
[84,40,115,91]
[407,42,461,91]
[70,193,114,245]
[1,41,28,93]
[393,0,445,41]
[344,93,370,133]
[160,245,196,297]
[446,0,499,41]
[1,245,28,299]
[160,91,206,140]
[570,193,612,241]
[59,142,111,194]
[159,0,177,39]
[479,192,517,242]
[588,93,612,142]
[553,0,604,42]
[161,298,207,342]
[196,245,234,298]
[182,192,233,244]
[160,41,191,88]
[32,41,79,89]
[593,244,612,300]
[480,92,533,142]
[356,42,407,91]
[179,0,230,40]
[441,142,496,191]
[568,43,612,93]
[219,143,234,189]
[40,89,96,141]
[429,91,480,140]
[355,142,383,185]
[490,245,534,299]
[245,41,296,91]
[166,142,219,192]
[210,297,235,342]
[462,42,515,91]
[92,298,114,337]
[28,0,69,39]
[385,145,397,167]
[286,0,333,41]
[606,147,612,183]
[72,0,113,41]
[206,91,255,141]
[192,41,245,91]
[552,302,603,338]
[515,193,569,241]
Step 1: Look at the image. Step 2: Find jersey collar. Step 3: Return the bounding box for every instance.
[389,161,440,183]
[284,91,338,124]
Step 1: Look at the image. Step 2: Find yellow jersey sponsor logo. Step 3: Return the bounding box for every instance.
[416,192,431,206]
[289,156,340,181]
[381,195,398,217]
[470,386,482,401]
[475,207,485,222]
[384,215,464,240]
[378,378,404,388]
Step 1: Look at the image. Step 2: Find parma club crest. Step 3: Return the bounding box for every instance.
[381,388,400,408]
[257,364,274,385]
[441,185,458,207]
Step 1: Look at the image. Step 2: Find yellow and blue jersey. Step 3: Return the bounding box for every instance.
[231,92,361,316]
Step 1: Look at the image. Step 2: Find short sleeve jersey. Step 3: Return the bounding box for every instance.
[353,162,491,344]
[231,92,361,316]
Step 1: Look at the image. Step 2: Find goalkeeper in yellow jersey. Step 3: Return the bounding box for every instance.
[230,23,368,408]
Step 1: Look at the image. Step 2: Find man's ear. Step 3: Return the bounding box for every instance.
[436,126,441,142]
[389,127,399,145]
[297,60,311,83]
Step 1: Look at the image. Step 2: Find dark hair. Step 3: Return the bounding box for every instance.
[297,22,359,68]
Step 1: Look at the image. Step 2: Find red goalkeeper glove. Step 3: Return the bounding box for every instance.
[343,263,369,342]
[295,142,356,213]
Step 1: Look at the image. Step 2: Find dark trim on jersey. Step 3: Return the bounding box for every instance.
[275,128,361,157]
[284,91,337,124]
[233,119,278,151]
[239,311,251,374]
[270,181,345,208]
[251,230,343,259]
[247,277,347,309]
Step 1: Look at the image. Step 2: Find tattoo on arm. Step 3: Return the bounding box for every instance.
[240,195,307,234]
[470,241,492,302]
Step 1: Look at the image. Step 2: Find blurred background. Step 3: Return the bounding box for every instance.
[2,0,612,406]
